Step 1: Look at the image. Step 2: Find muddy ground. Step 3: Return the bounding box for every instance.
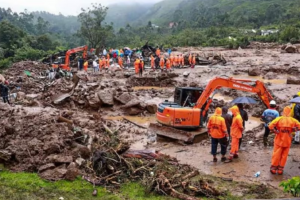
[0,43,300,198]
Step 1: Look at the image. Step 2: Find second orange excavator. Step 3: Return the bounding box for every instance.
[150,77,274,143]
[52,45,89,71]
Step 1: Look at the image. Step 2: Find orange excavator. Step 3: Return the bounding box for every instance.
[52,45,88,71]
[150,77,274,143]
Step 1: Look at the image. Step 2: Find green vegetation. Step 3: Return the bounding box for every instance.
[280,177,300,197]
[0,170,175,200]
[1,0,300,68]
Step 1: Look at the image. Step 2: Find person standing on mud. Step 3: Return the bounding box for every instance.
[222,107,232,141]
[226,105,243,162]
[159,56,165,71]
[155,56,160,69]
[261,100,279,147]
[207,107,228,162]
[0,80,10,104]
[292,98,300,144]
[134,58,140,75]
[139,59,143,77]
[191,54,196,68]
[150,55,155,70]
[78,57,84,71]
[237,103,248,148]
[268,106,300,175]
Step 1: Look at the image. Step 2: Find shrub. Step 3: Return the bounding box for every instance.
[280,176,300,197]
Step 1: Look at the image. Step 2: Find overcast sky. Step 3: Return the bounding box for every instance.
[0,0,161,16]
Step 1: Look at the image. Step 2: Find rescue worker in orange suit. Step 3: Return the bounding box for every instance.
[165,58,171,71]
[207,107,229,162]
[83,60,88,72]
[156,48,160,57]
[159,56,165,70]
[150,55,155,70]
[170,54,174,68]
[191,54,196,68]
[99,57,104,70]
[268,106,300,175]
[175,55,179,68]
[226,105,243,162]
[134,58,140,75]
[118,57,123,69]
[188,53,192,66]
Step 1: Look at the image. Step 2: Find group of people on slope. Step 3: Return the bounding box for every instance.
[150,48,197,70]
[208,100,300,175]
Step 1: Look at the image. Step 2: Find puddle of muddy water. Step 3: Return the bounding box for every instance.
[103,115,157,127]
[133,86,172,91]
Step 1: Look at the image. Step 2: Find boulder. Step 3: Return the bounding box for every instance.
[183,71,190,78]
[115,93,135,105]
[189,82,198,87]
[87,94,101,109]
[38,163,56,173]
[287,76,300,85]
[248,68,261,76]
[285,45,297,53]
[39,167,68,181]
[127,107,144,115]
[65,162,79,181]
[97,90,114,106]
[146,104,158,114]
[16,92,26,101]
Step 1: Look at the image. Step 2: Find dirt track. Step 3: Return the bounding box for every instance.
[1,43,300,198]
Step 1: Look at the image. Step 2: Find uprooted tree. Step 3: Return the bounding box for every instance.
[78,3,113,54]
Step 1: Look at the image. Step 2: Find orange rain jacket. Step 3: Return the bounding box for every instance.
[229,106,243,138]
[269,106,300,147]
[151,55,155,68]
[192,56,196,65]
[159,57,165,69]
[188,54,192,64]
[83,61,88,71]
[207,107,227,139]
[134,59,140,74]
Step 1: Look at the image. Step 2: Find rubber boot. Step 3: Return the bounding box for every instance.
[263,137,268,147]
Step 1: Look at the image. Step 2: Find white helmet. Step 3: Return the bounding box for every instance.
[270,100,276,105]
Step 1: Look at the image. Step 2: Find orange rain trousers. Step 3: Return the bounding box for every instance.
[271,144,290,168]
[230,138,239,155]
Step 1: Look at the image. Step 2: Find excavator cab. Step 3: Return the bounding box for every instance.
[174,87,203,107]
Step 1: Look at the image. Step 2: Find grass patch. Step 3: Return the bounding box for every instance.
[0,170,176,200]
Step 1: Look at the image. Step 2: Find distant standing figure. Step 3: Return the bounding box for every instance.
[168,48,172,56]
[150,55,155,70]
[155,56,160,69]
[139,60,143,77]
[83,60,88,72]
[0,81,10,104]
[78,57,84,71]
[156,48,161,57]
[126,56,131,68]
[93,59,98,72]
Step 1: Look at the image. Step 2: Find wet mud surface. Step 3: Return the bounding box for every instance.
[1,43,300,196]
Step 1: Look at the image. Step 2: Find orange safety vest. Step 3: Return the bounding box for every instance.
[134,59,140,74]
[160,57,165,68]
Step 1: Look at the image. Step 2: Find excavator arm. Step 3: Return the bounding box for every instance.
[65,45,88,67]
[194,77,273,116]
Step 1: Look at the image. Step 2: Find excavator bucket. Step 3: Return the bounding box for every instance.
[149,123,208,144]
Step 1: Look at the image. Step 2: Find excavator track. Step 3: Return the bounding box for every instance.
[149,123,208,144]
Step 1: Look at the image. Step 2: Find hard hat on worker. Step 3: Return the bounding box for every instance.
[270,100,276,105]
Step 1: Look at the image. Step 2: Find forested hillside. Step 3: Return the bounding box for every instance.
[114,0,300,28]
[1,0,300,69]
